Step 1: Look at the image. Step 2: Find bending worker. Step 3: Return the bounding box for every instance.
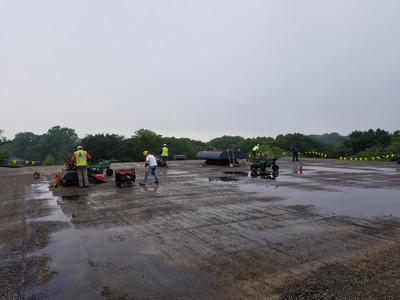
[251,144,260,159]
[71,145,91,188]
[160,144,168,168]
[140,151,159,186]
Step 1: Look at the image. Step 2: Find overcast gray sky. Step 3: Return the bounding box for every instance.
[1,1,399,142]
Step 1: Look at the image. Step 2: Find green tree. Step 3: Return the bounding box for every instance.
[387,135,400,155]
[262,145,285,156]
[82,133,128,162]
[237,137,275,154]
[375,128,391,149]
[345,129,391,154]
[0,149,9,164]
[163,137,206,159]
[392,130,400,138]
[309,132,346,146]
[43,154,56,166]
[9,127,78,164]
[127,129,163,161]
[328,145,353,158]
[207,135,244,151]
[0,129,7,144]
[12,132,43,160]
[0,130,10,164]
[275,133,323,153]
[42,126,79,163]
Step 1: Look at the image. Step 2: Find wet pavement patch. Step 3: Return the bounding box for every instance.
[36,255,56,285]
[35,221,48,248]
[209,176,240,182]
[33,199,41,216]
[31,227,209,298]
[209,171,279,182]
[223,171,250,177]
[239,183,400,218]
[61,195,80,201]
[25,181,210,299]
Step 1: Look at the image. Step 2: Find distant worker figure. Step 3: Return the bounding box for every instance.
[159,144,168,168]
[290,146,299,161]
[251,144,260,159]
[71,146,91,188]
[140,151,159,186]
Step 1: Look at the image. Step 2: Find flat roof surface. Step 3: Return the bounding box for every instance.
[2,157,400,299]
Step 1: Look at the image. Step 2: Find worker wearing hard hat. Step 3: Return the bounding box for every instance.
[140,151,159,186]
[159,144,168,168]
[71,146,92,187]
[251,144,260,159]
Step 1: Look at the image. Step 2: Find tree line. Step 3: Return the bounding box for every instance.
[1,127,399,165]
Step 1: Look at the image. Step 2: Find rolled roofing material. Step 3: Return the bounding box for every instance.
[196,150,247,165]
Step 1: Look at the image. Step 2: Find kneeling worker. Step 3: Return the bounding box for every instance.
[140,151,159,186]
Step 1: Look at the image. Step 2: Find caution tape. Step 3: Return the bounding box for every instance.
[248,151,398,161]
[302,151,327,158]
[340,154,396,161]
[11,160,37,165]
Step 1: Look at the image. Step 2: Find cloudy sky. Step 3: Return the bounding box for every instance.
[1,1,399,142]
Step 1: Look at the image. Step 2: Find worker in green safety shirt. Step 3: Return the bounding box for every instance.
[251,144,260,159]
[160,144,168,168]
[71,145,92,187]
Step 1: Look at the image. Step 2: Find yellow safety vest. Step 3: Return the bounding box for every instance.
[161,147,168,157]
[75,150,88,166]
[252,146,259,151]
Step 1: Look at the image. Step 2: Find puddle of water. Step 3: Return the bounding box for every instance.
[274,176,313,184]
[223,171,250,177]
[303,165,399,175]
[29,226,207,298]
[26,182,207,299]
[166,170,188,175]
[61,195,81,201]
[305,166,371,173]
[250,171,279,180]
[209,176,240,182]
[208,170,280,182]
[28,183,71,223]
[87,191,118,198]
[240,183,400,218]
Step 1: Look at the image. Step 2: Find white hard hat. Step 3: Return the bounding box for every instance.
[77,146,83,149]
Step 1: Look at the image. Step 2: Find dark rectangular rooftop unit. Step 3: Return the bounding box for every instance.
[196,150,248,165]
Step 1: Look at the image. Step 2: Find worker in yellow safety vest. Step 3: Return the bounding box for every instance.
[71,146,92,187]
[159,144,168,168]
[251,144,260,159]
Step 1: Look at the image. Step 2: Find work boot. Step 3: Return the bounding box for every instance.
[139,182,146,186]
[155,181,159,184]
